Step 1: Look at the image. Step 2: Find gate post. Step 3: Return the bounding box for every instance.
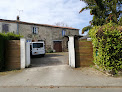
[68,36,75,68]
[20,38,26,69]
[25,42,31,67]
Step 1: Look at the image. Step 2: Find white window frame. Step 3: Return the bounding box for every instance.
[32,26,38,34]
[62,30,66,36]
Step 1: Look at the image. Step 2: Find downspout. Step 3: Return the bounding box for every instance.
[17,22,19,34]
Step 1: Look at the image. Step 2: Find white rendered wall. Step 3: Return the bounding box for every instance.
[25,42,31,67]
[68,36,75,68]
[20,38,26,69]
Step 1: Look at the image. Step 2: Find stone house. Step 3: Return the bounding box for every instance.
[0,18,79,52]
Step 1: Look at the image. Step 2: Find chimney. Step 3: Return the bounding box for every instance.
[17,16,20,21]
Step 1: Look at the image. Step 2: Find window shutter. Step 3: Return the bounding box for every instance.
[2,24,9,33]
[62,30,63,36]
[36,28,38,34]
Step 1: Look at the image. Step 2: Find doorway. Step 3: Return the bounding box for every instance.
[53,41,62,52]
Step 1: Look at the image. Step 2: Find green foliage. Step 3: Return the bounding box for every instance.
[118,16,122,26]
[0,33,22,71]
[82,25,92,34]
[89,22,122,74]
[46,49,53,53]
[0,32,22,40]
[80,0,122,33]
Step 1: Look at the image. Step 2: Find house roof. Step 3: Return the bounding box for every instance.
[80,34,90,39]
[0,19,79,30]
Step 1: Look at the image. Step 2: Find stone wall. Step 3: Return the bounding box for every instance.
[19,23,79,52]
[0,20,79,52]
[0,22,17,33]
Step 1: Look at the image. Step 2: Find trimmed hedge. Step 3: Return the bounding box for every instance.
[0,33,22,71]
[89,22,122,74]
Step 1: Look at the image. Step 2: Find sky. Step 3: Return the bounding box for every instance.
[0,0,93,35]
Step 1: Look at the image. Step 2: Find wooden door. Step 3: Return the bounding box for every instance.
[53,41,62,52]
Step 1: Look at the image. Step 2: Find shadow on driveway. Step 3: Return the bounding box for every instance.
[30,52,69,67]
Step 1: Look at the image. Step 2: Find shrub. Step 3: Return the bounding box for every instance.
[89,22,122,74]
[46,49,53,53]
[0,32,22,71]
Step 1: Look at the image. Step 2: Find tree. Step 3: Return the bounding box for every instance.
[82,25,92,34]
[118,16,122,26]
[80,0,122,33]
[54,22,69,27]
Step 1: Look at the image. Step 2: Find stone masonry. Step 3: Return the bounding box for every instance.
[0,19,79,52]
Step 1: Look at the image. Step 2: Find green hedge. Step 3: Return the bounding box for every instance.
[89,22,122,74]
[0,33,22,71]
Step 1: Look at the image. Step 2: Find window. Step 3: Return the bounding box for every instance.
[33,43,43,48]
[62,30,66,36]
[32,27,38,34]
[2,24,9,33]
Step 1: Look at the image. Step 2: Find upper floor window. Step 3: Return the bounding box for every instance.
[32,27,38,34]
[62,30,66,36]
[2,24,9,33]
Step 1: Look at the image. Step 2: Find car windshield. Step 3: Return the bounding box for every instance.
[33,43,43,48]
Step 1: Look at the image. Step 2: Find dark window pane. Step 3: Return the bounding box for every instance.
[33,43,43,48]
[33,27,35,34]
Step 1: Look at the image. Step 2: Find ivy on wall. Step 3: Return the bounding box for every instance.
[89,22,122,74]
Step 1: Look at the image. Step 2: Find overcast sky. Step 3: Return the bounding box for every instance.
[0,0,93,35]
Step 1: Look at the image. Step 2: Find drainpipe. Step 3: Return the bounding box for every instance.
[17,23,19,34]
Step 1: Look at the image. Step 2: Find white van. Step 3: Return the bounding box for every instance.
[30,41,45,56]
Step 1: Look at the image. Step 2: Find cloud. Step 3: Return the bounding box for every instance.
[0,0,93,34]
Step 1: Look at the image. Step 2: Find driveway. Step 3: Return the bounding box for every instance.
[0,65,122,87]
[0,52,122,87]
[31,52,69,67]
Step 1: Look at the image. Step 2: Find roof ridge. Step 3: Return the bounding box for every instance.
[0,19,79,30]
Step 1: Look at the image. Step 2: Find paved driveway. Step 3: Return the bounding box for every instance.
[0,65,122,87]
[31,52,69,67]
[0,52,122,88]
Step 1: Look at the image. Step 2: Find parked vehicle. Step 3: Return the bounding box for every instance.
[30,41,45,56]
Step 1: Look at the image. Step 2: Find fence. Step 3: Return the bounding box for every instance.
[0,38,30,71]
[5,40,21,70]
[75,39,94,67]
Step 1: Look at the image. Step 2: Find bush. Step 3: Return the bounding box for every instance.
[0,32,22,40]
[89,22,122,74]
[46,49,53,53]
[0,33,22,71]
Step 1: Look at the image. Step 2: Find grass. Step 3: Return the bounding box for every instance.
[0,69,23,76]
